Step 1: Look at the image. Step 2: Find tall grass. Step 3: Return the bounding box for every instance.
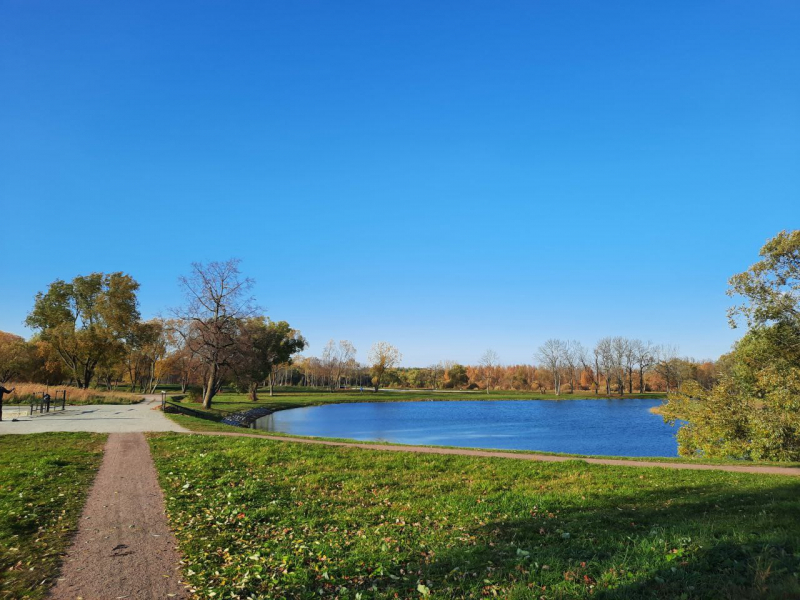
[4,382,143,405]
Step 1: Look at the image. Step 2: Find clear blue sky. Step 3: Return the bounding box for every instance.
[1,1,798,366]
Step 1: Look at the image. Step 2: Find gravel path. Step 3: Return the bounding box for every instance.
[202,431,800,477]
[49,432,188,600]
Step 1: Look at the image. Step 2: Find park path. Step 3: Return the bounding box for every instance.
[0,395,187,435]
[49,432,188,600]
[201,430,800,477]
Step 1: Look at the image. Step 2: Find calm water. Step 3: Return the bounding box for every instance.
[252,398,680,457]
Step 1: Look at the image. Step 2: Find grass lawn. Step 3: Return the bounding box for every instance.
[171,388,668,421]
[149,433,800,599]
[0,433,106,599]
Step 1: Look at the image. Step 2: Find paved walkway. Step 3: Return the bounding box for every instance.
[203,431,800,477]
[49,432,188,600]
[0,395,187,434]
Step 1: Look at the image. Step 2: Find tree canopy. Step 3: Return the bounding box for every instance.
[663,230,800,461]
[25,272,140,388]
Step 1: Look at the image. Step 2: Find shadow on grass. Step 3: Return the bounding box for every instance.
[425,482,800,599]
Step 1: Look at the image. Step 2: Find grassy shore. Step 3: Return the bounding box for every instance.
[165,412,800,468]
[170,388,667,420]
[149,433,800,599]
[0,433,106,599]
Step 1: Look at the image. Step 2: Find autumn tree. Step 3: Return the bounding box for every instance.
[26,272,140,389]
[163,319,201,393]
[174,259,256,409]
[662,230,800,460]
[123,319,168,393]
[443,363,468,389]
[727,229,800,328]
[0,332,31,383]
[238,318,307,399]
[368,342,402,392]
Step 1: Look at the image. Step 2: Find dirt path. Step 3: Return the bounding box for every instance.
[201,431,800,477]
[49,432,188,600]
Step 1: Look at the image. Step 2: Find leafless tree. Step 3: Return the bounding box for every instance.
[654,344,681,392]
[428,362,443,389]
[591,342,603,394]
[595,337,613,394]
[573,341,592,391]
[623,339,637,394]
[632,340,656,393]
[563,341,582,393]
[479,349,500,394]
[173,259,256,408]
[610,337,629,395]
[322,340,357,391]
[536,339,566,394]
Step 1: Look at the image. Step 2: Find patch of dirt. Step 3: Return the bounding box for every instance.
[49,432,188,599]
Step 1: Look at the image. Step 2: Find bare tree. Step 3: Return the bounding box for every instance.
[536,339,566,394]
[173,259,256,409]
[595,338,613,394]
[322,340,357,391]
[428,362,443,390]
[479,349,500,394]
[573,341,592,392]
[610,337,629,395]
[591,341,604,394]
[563,341,581,393]
[623,338,637,394]
[632,340,656,393]
[654,344,681,392]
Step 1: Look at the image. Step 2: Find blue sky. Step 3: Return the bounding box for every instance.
[1,1,798,366]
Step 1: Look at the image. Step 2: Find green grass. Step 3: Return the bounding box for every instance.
[0,433,107,599]
[149,433,800,599]
[173,388,668,420]
[164,412,800,468]
[166,412,250,433]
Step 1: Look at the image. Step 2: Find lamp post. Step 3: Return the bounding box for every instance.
[161,390,167,410]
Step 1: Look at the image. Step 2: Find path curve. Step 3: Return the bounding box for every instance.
[49,432,188,600]
[199,431,800,477]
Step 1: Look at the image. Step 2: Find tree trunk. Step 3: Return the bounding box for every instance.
[269,373,275,396]
[249,381,259,401]
[203,364,217,409]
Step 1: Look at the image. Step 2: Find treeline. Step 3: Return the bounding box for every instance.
[253,337,714,395]
[1,265,714,406]
[1,263,308,409]
[4,229,799,461]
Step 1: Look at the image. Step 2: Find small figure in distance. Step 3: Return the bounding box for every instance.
[0,385,15,422]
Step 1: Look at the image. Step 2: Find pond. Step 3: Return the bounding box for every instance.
[251,398,680,457]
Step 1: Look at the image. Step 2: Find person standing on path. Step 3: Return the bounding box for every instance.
[0,385,15,421]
